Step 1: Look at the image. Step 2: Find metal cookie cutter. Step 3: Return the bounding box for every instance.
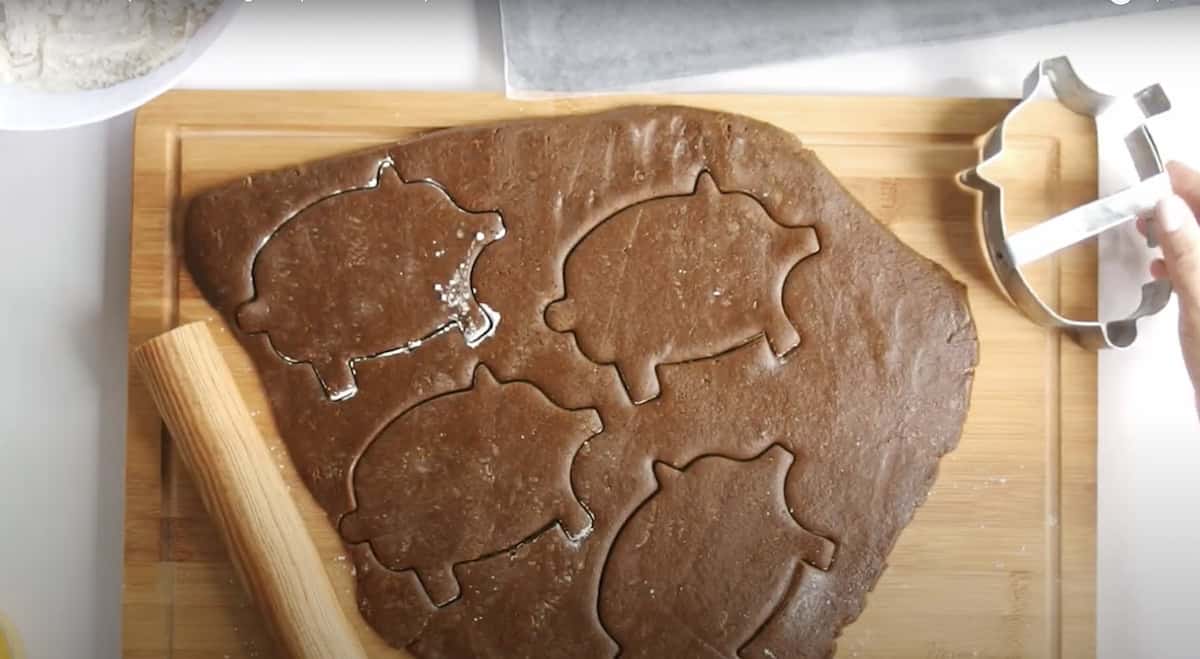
[960,56,1173,349]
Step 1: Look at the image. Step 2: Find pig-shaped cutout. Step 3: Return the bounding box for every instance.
[544,170,819,404]
[237,162,506,401]
[598,445,836,659]
[339,364,601,607]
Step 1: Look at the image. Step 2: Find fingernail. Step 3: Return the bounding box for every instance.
[1158,194,1193,233]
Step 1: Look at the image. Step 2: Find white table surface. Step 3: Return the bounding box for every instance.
[1,2,1197,658]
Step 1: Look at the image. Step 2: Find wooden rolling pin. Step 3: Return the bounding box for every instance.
[132,322,368,659]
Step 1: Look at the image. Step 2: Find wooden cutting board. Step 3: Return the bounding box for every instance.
[124,91,1097,659]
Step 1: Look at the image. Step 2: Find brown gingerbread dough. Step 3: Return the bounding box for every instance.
[185,106,977,658]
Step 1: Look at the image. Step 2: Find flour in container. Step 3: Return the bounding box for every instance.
[0,0,219,91]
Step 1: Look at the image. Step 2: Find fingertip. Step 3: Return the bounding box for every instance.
[1167,160,1200,214]
[1167,159,1199,179]
[1167,160,1199,184]
[1156,194,1195,234]
[1150,258,1169,280]
[1136,215,1149,237]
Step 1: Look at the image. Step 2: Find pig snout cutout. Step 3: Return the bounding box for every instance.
[236,162,505,401]
[598,445,836,659]
[544,170,819,404]
[338,364,601,607]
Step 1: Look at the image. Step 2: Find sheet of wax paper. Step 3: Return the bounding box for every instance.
[498,0,1199,96]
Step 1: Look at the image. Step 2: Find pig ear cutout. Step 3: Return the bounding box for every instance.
[652,461,683,486]
[544,298,577,333]
[693,170,722,198]
[472,363,501,390]
[373,160,401,189]
[235,298,269,333]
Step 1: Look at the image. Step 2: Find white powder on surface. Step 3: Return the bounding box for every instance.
[0,0,219,91]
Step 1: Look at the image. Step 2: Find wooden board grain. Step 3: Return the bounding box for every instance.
[125,91,1097,659]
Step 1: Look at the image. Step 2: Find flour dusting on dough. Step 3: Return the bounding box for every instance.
[437,229,503,344]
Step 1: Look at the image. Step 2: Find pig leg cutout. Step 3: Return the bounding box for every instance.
[557,494,594,541]
[761,306,801,358]
[340,512,470,607]
[414,564,462,607]
[311,356,358,402]
[543,298,576,333]
[615,357,661,404]
[234,298,269,334]
[791,522,837,571]
[457,301,495,346]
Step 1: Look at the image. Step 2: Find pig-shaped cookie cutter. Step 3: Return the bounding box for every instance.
[339,364,601,607]
[237,160,506,401]
[545,171,819,404]
[959,56,1173,349]
[598,445,836,658]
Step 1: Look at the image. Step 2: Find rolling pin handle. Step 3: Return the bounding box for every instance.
[132,322,368,659]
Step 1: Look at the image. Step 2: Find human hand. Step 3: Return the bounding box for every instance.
[1138,161,1200,412]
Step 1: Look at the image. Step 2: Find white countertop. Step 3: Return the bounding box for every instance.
[2,3,1198,658]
